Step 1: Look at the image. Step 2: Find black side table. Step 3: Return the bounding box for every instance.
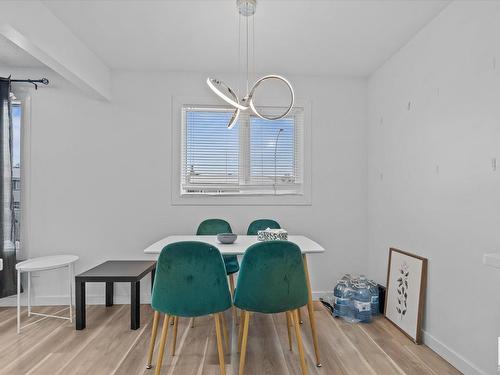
[75,260,156,330]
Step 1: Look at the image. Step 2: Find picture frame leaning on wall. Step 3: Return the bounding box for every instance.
[385,248,428,344]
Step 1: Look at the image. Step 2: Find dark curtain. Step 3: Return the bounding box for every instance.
[0,77,16,298]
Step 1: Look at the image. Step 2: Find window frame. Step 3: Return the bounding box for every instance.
[8,91,32,258]
[171,96,312,206]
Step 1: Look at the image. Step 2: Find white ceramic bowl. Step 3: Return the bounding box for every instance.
[217,233,237,244]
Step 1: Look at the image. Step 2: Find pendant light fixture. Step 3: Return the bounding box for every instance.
[206,0,295,129]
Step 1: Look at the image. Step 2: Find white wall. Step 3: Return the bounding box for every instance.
[0,1,111,99]
[0,67,367,307]
[368,2,500,374]
[2,2,499,374]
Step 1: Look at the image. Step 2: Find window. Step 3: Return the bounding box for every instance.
[11,102,21,245]
[183,110,240,193]
[181,105,304,196]
[250,116,297,186]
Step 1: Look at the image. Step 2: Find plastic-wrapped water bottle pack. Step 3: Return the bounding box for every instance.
[329,274,380,323]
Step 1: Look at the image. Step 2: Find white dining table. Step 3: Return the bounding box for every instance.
[143,234,324,367]
[143,235,324,255]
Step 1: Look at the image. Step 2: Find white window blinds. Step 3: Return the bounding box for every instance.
[181,105,304,196]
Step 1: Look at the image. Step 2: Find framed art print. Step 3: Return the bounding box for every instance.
[385,248,428,344]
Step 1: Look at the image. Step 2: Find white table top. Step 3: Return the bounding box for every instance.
[143,235,324,255]
[16,255,79,272]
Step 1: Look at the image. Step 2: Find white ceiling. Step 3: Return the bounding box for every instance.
[0,37,44,68]
[36,1,449,76]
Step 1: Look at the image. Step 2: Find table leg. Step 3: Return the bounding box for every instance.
[27,271,31,317]
[151,267,156,292]
[105,282,114,307]
[76,280,86,330]
[131,281,140,330]
[17,269,21,334]
[303,254,321,367]
[68,265,73,323]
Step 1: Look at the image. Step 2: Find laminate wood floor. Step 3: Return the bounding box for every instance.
[0,303,461,375]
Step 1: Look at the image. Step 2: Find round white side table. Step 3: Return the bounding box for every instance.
[15,255,79,334]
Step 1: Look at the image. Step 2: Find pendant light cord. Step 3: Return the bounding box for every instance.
[237,3,256,99]
[252,13,255,88]
[246,14,249,94]
[237,10,241,98]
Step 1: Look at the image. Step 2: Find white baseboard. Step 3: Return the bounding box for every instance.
[0,291,327,307]
[422,330,489,375]
[0,294,150,307]
[312,291,329,300]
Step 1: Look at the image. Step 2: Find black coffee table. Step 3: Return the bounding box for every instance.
[75,260,156,330]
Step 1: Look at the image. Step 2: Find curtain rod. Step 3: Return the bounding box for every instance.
[1,76,49,90]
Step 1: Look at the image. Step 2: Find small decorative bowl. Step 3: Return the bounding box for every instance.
[217,233,237,244]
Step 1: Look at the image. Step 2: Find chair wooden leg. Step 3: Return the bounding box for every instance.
[171,316,179,356]
[298,307,303,324]
[154,314,170,375]
[190,317,195,328]
[146,311,160,369]
[214,313,226,375]
[303,254,321,367]
[238,311,250,375]
[220,312,229,352]
[238,309,245,352]
[229,274,237,325]
[285,311,293,351]
[293,309,308,375]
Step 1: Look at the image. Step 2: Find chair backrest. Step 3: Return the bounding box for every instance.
[196,219,232,235]
[234,241,308,314]
[247,219,281,235]
[151,241,232,317]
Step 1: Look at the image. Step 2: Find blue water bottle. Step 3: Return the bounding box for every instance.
[368,280,379,316]
[341,283,357,323]
[333,280,349,317]
[353,283,372,323]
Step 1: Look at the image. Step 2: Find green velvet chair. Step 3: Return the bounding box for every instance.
[197,219,239,322]
[246,219,281,235]
[197,219,239,275]
[246,219,307,324]
[146,241,231,375]
[234,241,309,375]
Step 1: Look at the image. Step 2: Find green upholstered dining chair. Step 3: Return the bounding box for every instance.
[246,219,281,235]
[245,219,308,322]
[234,241,309,375]
[146,241,232,375]
[197,219,239,321]
[197,219,239,275]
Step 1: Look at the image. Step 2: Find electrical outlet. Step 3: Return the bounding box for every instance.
[492,158,497,172]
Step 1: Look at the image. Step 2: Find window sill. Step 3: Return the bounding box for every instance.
[172,192,312,206]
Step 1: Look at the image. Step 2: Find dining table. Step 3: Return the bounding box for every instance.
[143,234,324,367]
